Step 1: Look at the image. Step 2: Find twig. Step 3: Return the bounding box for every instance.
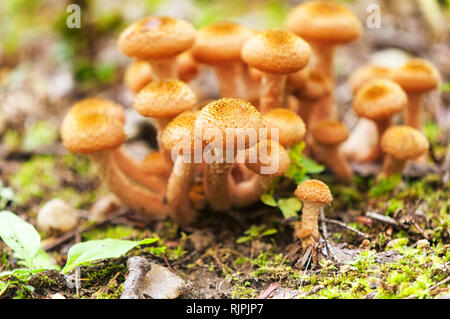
[160,253,175,274]
[120,256,151,299]
[320,208,338,262]
[366,211,400,226]
[257,283,280,299]
[323,217,370,239]
[299,249,312,289]
[299,285,325,297]
[428,276,450,292]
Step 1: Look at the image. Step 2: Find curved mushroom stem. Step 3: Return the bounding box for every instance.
[233,174,273,208]
[295,202,323,250]
[405,92,424,130]
[342,119,378,162]
[154,118,175,168]
[150,57,178,80]
[358,118,391,163]
[90,150,168,219]
[214,62,245,98]
[166,155,197,225]
[258,73,287,113]
[377,154,406,181]
[203,161,235,211]
[112,147,167,193]
[312,144,353,182]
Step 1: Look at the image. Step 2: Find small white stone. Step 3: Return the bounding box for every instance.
[417,239,430,250]
[50,293,66,299]
[37,199,79,233]
[138,264,186,299]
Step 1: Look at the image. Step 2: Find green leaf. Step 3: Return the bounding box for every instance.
[61,238,158,274]
[0,211,41,269]
[299,156,325,174]
[33,248,60,271]
[236,236,252,244]
[260,228,278,237]
[260,193,278,207]
[277,197,302,219]
[439,83,450,92]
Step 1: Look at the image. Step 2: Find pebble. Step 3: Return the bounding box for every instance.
[36,199,79,233]
[416,239,430,250]
[138,263,186,299]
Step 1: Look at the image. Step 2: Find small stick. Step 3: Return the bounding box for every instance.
[323,217,370,239]
[366,211,400,226]
[120,256,151,299]
[320,208,338,262]
[300,285,325,297]
[257,283,280,299]
[160,253,175,274]
[428,276,450,292]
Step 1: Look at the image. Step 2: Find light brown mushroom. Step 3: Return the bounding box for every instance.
[241,30,311,113]
[294,179,333,250]
[353,79,407,162]
[378,126,429,180]
[195,98,265,211]
[311,120,353,182]
[391,58,440,130]
[61,99,167,219]
[263,108,306,148]
[124,60,153,94]
[176,51,200,83]
[192,21,255,98]
[118,16,196,79]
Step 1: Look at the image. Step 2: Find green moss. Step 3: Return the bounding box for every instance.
[22,121,58,151]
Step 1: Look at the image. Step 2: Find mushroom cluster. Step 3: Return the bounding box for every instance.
[60,1,437,252]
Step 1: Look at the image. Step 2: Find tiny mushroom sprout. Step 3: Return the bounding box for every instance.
[124,60,153,94]
[192,21,255,98]
[161,111,199,225]
[286,0,362,120]
[294,179,333,250]
[311,120,353,182]
[353,79,407,162]
[134,79,197,163]
[61,98,168,219]
[263,108,306,148]
[241,30,311,113]
[195,98,265,211]
[233,140,290,208]
[378,125,429,180]
[118,16,196,79]
[391,58,440,130]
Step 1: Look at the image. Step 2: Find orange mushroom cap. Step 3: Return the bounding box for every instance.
[381,125,429,161]
[263,108,306,147]
[391,59,440,93]
[312,120,349,146]
[295,179,333,205]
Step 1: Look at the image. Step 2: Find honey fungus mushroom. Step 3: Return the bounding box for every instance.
[241,30,311,113]
[118,16,196,79]
[124,60,153,94]
[294,179,333,250]
[61,98,167,219]
[378,126,429,180]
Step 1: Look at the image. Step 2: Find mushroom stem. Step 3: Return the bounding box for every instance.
[312,144,353,182]
[203,161,235,211]
[112,148,167,193]
[405,92,424,130]
[166,155,197,225]
[309,42,335,80]
[90,151,168,219]
[233,174,273,208]
[308,94,336,129]
[378,154,406,180]
[360,118,391,162]
[296,202,322,249]
[259,73,287,113]
[150,57,178,80]
[214,62,245,98]
[154,117,175,166]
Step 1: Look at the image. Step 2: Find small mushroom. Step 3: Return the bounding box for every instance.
[348,64,392,95]
[294,179,333,250]
[124,60,153,94]
[192,21,255,98]
[134,79,197,164]
[118,16,196,79]
[233,140,290,208]
[195,98,265,211]
[161,111,199,225]
[311,120,353,182]
[61,98,167,219]
[176,51,199,83]
[263,108,306,148]
[286,1,361,120]
[391,58,440,130]
[241,30,311,113]
[352,79,407,162]
[378,126,429,180]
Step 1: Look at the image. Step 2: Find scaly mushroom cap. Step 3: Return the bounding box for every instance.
[285,1,362,45]
[241,30,311,74]
[312,120,349,146]
[192,21,255,64]
[295,179,332,205]
[381,125,429,160]
[348,64,392,95]
[299,69,332,99]
[263,108,306,147]
[134,80,197,118]
[245,140,290,177]
[124,60,153,93]
[161,111,198,154]
[391,59,440,93]
[118,16,196,60]
[61,99,126,154]
[195,98,265,151]
[353,79,407,121]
